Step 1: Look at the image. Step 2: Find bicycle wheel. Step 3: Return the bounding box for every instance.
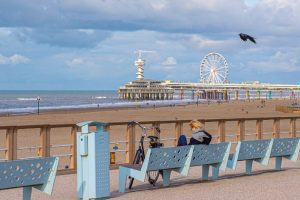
[147,170,161,186]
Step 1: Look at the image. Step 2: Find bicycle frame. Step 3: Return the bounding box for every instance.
[130,122,151,163]
[136,134,146,162]
[127,121,162,189]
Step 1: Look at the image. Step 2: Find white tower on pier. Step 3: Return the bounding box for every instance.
[134,50,155,80]
[135,54,145,80]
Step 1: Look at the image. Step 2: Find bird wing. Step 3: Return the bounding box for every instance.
[247,35,256,43]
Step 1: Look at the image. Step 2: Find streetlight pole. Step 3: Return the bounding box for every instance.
[37,96,41,115]
[196,90,200,107]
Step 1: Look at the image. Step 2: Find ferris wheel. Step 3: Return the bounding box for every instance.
[200,52,229,84]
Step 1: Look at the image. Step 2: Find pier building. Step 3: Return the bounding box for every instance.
[118,79,174,100]
[118,50,174,100]
[118,52,300,100]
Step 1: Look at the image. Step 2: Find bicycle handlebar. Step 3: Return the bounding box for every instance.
[127,121,161,134]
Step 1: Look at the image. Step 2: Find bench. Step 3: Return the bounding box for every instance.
[270,137,300,170]
[118,145,194,192]
[227,139,273,175]
[0,157,59,200]
[190,142,231,180]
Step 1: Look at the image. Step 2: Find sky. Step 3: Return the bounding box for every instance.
[0,0,300,90]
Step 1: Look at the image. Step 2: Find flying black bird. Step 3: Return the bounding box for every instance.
[239,33,256,44]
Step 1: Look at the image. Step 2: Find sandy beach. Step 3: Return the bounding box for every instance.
[1,99,299,165]
[0,99,299,126]
[1,99,300,199]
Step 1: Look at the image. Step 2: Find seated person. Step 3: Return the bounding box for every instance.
[188,119,212,145]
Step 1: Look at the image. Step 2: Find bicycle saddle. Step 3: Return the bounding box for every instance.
[148,135,159,140]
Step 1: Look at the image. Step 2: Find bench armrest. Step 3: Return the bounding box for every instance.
[34,157,59,195]
[173,145,194,176]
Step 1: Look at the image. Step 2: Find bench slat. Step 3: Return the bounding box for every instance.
[238,139,271,160]
[146,146,192,171]
[0,157,56,190]
[191,143,229,166]
[271,138,300,157]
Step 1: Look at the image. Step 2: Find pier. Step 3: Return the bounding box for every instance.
[119,52,300,101]
[118,80,174,100]
[118,51,174,100]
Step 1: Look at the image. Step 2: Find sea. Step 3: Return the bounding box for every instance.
[0,90,294,115]
[0,90,196,115]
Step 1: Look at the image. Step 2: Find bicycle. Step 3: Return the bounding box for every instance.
[127,121,163,189]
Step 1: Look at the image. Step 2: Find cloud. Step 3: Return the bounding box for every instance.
[244,0,260,7]
[65,57,106,79]
[17,28,111,48]
[188,35,238,50]
[0,28,12,37]
[0,0,295,34]
[247,51,300,73]
[1,1,300,89]
[66,58,85,67]
[63,52,131,80]
[162,56,177,66]
[2,1,300,46]
[0,54,30,65]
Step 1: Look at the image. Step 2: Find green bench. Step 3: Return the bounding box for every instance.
[0,157,59,200]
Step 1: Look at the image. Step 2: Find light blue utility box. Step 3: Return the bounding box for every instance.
[77,121,110,199]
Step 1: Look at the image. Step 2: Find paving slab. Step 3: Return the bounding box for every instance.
[1,158,300,200]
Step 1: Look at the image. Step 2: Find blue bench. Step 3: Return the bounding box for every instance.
[227,139,273,175]
[0,157,59,200]
[118,145,194,192]
[191,142,231,180]
[271,137,300,170]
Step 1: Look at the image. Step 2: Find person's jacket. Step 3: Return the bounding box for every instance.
[189,128,212,145]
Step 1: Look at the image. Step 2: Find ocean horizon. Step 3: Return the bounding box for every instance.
[0,90,197,115]
[0,90,293,115]
[0,90,119,114]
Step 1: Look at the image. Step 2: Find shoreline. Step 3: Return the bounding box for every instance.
[0,99,215,117]
[0,98,299,127]
[1,97,295,117]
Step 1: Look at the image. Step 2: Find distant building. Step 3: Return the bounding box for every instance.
[118,80,174,100]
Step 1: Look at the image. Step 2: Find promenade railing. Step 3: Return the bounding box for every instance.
[0,116,299,174]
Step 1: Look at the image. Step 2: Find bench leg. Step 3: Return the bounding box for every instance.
[275,157,282,170]
[212,167,219,180]
[23,186,32,200]
[119,171,127,193]
[246,160,253,175]
[162,170,171,187]
[202,165,209,181]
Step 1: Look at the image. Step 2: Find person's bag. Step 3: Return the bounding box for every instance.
[202,130,212,145]
[177,135,188,146]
